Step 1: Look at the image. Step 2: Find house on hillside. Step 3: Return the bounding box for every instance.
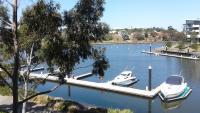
[183,19,200,41]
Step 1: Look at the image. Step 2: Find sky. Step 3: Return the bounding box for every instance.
[14,0,200,31]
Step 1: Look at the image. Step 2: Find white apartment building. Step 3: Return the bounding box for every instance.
[183,19,200,40]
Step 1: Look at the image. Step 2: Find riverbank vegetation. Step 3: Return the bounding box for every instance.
[101,26,186,44]
[0,85,134,113]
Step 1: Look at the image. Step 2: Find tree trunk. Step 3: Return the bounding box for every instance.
[22,43,34,113]
[12,0,19,113]
[22,81,28,113]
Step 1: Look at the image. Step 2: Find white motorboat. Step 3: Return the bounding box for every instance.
[111,71,138,86]
[159,75,192,101]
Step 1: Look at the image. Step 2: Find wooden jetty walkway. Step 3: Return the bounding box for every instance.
[142,50,199,60]
[29,72,164,98]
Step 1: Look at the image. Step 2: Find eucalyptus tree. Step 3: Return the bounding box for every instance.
[167,26,177,40]
[19,1,63,112]
[1,0,109,112]
[0,0,19,112]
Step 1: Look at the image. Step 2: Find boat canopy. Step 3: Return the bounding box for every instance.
[166,76,183,85]
[120,71,132,75]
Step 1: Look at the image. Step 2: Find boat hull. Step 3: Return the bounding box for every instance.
[159,86,192,102]
[112,78,139,86]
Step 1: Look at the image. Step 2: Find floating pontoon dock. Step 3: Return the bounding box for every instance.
[142,50,199,60]
[74,72,93,80]
[29,73,164,98]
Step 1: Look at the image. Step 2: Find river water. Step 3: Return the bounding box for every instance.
[37,44,200,113]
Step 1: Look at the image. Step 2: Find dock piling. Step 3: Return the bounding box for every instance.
[148,65,152,91]
[150,44,152,52]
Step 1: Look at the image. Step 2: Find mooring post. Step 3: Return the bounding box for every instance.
[148,65,152,91]
[150,44,152,52]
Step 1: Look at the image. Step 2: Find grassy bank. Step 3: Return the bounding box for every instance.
[0,85,133,113]
[31,95,134,113]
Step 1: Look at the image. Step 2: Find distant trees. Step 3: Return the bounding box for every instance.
[167,26,176,39]
[103,34,113,41]
[134,32,145,40]
[190,31,198,43]
[191,43,199,51]
[174,32,186,41]
[177,41,185,51]
[165,41,172,48]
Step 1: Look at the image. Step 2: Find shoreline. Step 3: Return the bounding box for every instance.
[0,94,133,113]
[91,41,163,45]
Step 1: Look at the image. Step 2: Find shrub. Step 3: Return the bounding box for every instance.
[165,41,172,48]
[191,44,199,51]
[108,108,133,113]
[176,42,185,50]
[31,95,53,105]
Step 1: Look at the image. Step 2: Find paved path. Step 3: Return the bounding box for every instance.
[0,95,13,112]
[0,95,13,105]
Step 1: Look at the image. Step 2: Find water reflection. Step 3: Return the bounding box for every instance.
[68,85,71,97]
[147,99,152,113]
[178,59,200,82]
[161,100,183,110]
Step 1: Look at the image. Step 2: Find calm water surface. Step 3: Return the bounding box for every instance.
[37,44,200,113]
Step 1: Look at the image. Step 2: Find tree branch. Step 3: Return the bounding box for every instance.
[30,73,50,89]
[0,75,12,90]
[0,64,12,79]
[5,0,13,7]
[0,17,13,27]
[18,84,62,105]
[74,64,93,70]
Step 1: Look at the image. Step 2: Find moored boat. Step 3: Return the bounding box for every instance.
[110,71,138,86]
[159,75,192,101]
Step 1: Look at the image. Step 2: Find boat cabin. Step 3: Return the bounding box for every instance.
[166,75,184,85]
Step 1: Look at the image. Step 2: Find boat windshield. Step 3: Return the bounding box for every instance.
[166,76,183,85]
[121,74,127,76]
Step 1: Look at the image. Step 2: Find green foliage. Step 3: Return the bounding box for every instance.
[0,1,110,111]
[92,48,109,77]
[191,44,200,51]
[0,85,11,96]
[165,41,172,48]
[176,42,185,50]
[0,111,7,113]
[108,108,133,113]
[0,5,14,60]
[18,0,110,77]
[103,34,113,41]
[134,32,145,40]
[19,0,62,53]
[64,0,109,42]
[42,0,110,75]
[174,32,186,41]
[167,26,177,40]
